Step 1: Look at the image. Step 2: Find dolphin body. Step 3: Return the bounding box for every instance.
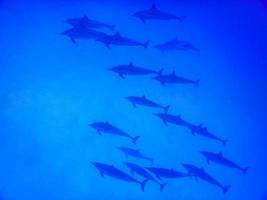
[89,122,140,144]
[181,163,231,194]
[153,71,200,87]
[109,62,160,79]
[187,124,228,146]
[132,4,186,24]
[199,151,250,174]
[96,31,149,49]
[154,38,199,52]
[117,147,154,164]
[125,95,169,112]
[124,162,167,191]
[61,27,107,44]
[145,167,188,180]
[65,14,115,31]
[91,162,148,191]
[154,112,190,127]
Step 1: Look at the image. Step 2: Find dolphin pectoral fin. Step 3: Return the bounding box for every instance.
[242,167,250,174]
[97,130,102,136]
[156,175,162,180]
[132,136,140,144]
[70,37,76,44]
[140,179,148,191]
[132,103,136,108]
[163,120,168,126]
[100,171,105,178]
[140,18,146,24]
[160,182,168,192]
[160,81,166,87]
[206,159,210,165]
[223,185,231,194]
[105,43,110,49]
[119,73,125,79]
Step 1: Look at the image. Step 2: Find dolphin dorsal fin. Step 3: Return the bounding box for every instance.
[82,14,89,20]
[199,123,203,128]
[115,31,121,37]
[151,4,157,10]
[171,71,176,76]
[129,61,134,67]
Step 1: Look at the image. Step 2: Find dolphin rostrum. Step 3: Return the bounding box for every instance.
[89,122,140,144]
[124,162,167,191]
[91,162,148,191]
[125,95,169,112]
[181,163,231,194]
[96,31,149,49]
[117,146,154,164]
[132,4,186,24]
[199,151,250,174]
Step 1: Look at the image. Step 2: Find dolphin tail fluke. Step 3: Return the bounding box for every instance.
[143,40,149,48]
[140,179,148,191]
[222,140,228,147]
[242,167,250,174]
[132,136,140,144]
[195,79,200,87]
[160,182,168,192]
[222,185,231,194]
[164,105,170,113]
[70,37,77,44]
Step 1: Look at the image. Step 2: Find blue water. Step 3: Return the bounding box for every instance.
[0,0,267,199]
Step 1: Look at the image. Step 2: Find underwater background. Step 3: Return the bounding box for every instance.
[0,0,267,199]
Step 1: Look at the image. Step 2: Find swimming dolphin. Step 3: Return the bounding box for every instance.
[125,95,169,112]
[61,27,107,44]
[89,122,140,144]
[108,62,160,79]
[132,4,186,24]
[187,124,228,146]
[153,70,200,87]
[181,163,231,194]
[65,14,115,31]
[117,147,154,164]
[145,167,188,180]
[91,162,148,191]
[124,162,167,191]
[96,31,149,49]
[154,112,190,127]
[154,38,199,52]
[199,151,250,174]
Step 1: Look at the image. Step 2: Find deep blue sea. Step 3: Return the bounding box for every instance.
[0,0,267,199]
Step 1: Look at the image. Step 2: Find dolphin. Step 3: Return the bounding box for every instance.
[124,162,167,191]
[187,124,228,146]
[89,122,140,144]
[181,163,231,194]
[132,4,186,24]
[153,70,200,87]
[145,167,188,180]
[96,31,149,49]
[61,27,108,44]
[154,112,190,127]
[154,38,199,53]
[117,147,154,164]
[125,95,169,112]
[108,62,160,79]
[91,162,148,191]
[65,14,115,31]
[199,151,250,174]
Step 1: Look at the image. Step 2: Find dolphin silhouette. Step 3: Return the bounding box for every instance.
[117,147,154,164]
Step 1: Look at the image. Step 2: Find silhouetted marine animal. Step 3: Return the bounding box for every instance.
[145,167,188,180]
[181,163,231,194]
[108,62,160,78]
[117,147,154,164]
[132,4,186,24]
[89,122,140,144]
[153,70,200,87]
[91,162,148,191]
[65,14,115,31]
[96,31,149,48]
[199,151,250,174]
[125,95,169,112]
[124,162,167,191]
[154,37,199,52]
